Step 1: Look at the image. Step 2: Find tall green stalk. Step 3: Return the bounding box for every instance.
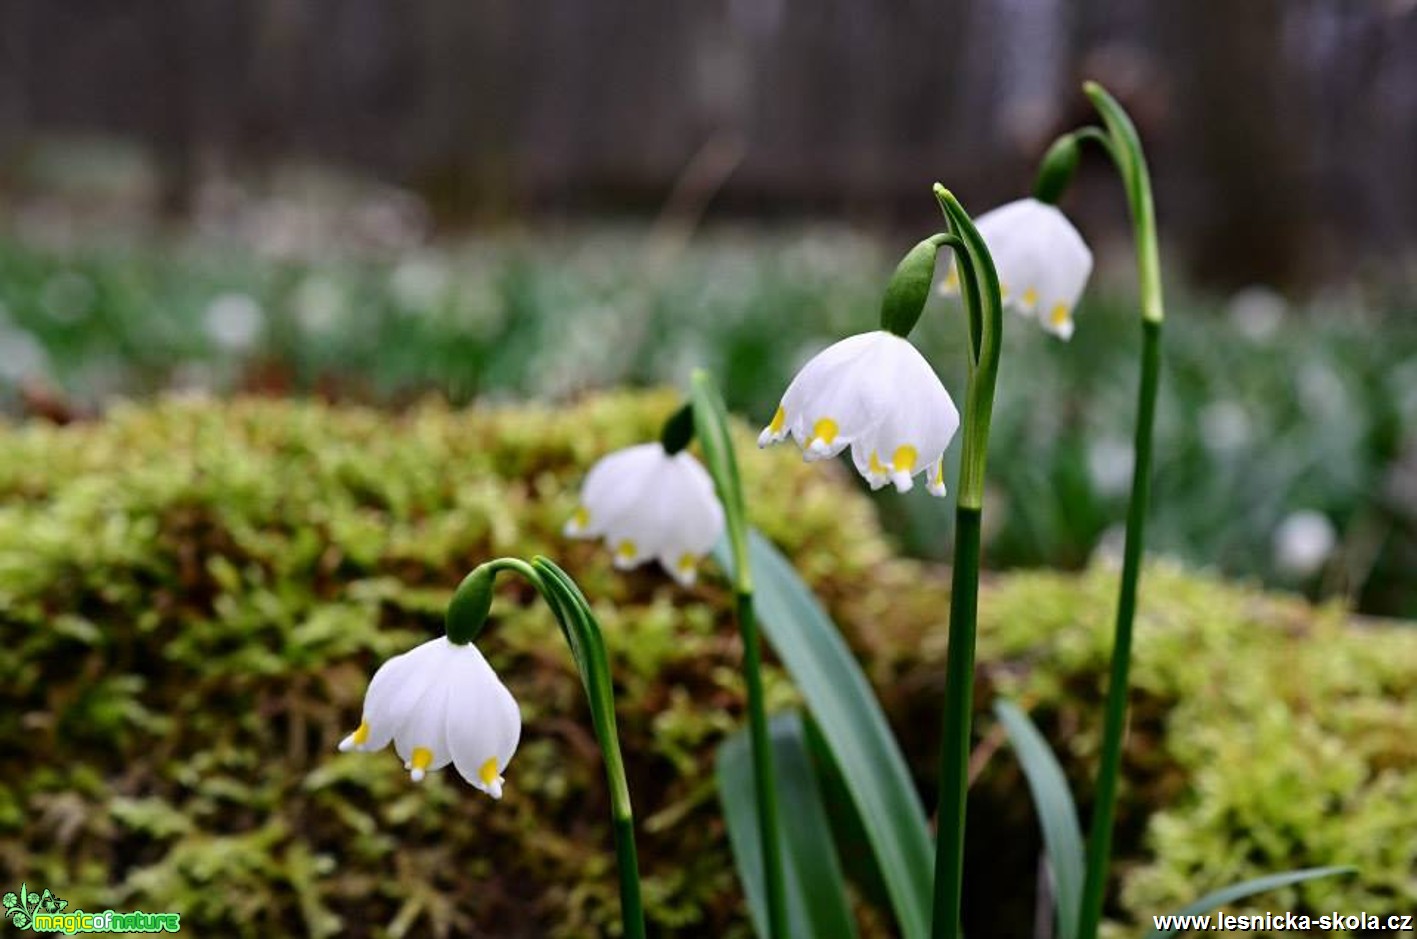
[688,372,787,939]
[1068,82,1165,939]
[447,556,647,939]
[928,187,1005,939]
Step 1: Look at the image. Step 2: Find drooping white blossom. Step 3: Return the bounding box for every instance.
[565,443,725,586]
[757,330,960,496]
[940,197,1092,340]
[339,637,521,799]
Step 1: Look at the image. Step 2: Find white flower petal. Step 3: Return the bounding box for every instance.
[356,638,448,751]
[341,636,520,797]
[569,443,725,584]
[445,645,521,799]
[567,443,665,538]
[762,330,960,493]
[940,198,1092,338]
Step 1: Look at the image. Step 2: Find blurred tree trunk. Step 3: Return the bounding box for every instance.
[1163,0,1310,289]
[0,0,32,183]
[150,0,197,218]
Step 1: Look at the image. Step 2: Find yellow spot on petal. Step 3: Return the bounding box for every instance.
[479,756,500,786]
[892,445,918,473]
[944,268,959,289]
[352,722,370,746]
[411,747,434,772]
[767,406,785,435]
[1050,304,1071,328]
[1023,288,1039,307]
[812,417,839,446]
[677,553,697,574]
[868,451,888,476]
[572,506,590,529]
[616,539,638,560]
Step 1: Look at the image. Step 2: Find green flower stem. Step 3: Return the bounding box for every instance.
[447,556,647,939]
[689,370,787,939]
[1070,81,1165,939]
[929,187,1004,939]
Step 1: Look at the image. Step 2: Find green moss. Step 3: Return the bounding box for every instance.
[0,393,1412,937]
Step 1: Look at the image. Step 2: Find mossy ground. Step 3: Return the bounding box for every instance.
[1,392,1411,937]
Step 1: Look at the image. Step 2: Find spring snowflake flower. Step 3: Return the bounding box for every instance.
[339,637,520,799]
[757,330,960,496]
[940,197,1092,340]
[565,443,724,586]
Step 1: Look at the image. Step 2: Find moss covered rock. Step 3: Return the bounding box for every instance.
[0,393,1412,937]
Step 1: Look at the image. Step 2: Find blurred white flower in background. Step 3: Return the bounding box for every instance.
[939,198,1093,340]
[203,293,265,352]
[758,331,960,495]
[1298,361,1348,421]
[1087,436,1135,497]
[1091,523,1128,569]
[1199,400,1253,455]
[565,442,725,586]
[40,271,96,324]
[0,326,50,384]
[1227,285,1287,341]
[339,636,521,798]
[1273,510,1337,577]
[390,257,450,314]
[292,276,347,335]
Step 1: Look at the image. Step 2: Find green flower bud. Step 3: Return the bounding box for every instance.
[445,565,497,645]
[658,402,695,455]
[1033,133,1081,205]
[879,235,944,338]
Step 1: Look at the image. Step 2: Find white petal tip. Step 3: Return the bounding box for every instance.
[562,520,584,537]
[927,482,948,498]
[756,428,775,447]
[891,472,915,493]
[410,768,426,782]
[337,737,356,753]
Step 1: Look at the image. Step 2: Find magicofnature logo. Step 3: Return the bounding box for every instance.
[3,884,180,934]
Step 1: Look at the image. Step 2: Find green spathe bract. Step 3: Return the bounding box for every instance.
[928,187,1006,939]
[443,555,646,939]
[689,370,787,938]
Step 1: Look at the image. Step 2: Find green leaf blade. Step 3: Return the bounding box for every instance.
[716,530,934,939]
[717,712,860,939]
[993,699,1085,939]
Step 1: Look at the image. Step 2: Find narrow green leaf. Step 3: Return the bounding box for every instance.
[1143,866,1357,939]
[718,712,860,939]
[716,530,933,939]
[691,370,752,593]
[993,700,1085,939]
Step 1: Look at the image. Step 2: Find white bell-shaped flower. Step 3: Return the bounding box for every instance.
[939,197,1092,340]
[564,442,725,586]
[757,330,960,496]
[339,637,521,799]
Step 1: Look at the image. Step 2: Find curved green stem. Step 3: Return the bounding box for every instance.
[1072,81,1165,939]
[928,187,1005,939]
[448,556,647,939]
[689,370,787,939]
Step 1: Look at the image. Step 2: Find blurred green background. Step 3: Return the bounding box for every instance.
[2,226,1414,616]
[2,0,1415,617]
